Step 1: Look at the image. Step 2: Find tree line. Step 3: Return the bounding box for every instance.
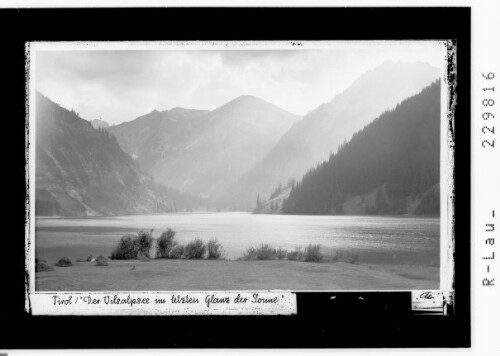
[282,81,441,215]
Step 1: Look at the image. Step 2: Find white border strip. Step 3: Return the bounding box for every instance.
[472,0,500,353]
[26,40,452,316]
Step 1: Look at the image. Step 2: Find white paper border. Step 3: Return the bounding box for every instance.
[26,40,453,317]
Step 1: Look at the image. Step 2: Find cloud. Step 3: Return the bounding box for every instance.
[34,42,446,125]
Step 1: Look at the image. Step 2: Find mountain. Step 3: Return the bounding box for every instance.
[109,95,300,199]
[108,107,210,166]
[90,118,109,129]
[222,61,440,209]
[282,81,441,215]
[35,93,206,216]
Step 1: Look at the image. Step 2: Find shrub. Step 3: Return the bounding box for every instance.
[109,231,155,260]
[239,244,330,262]
[256,244,276,260]
[276,248,287,260]
[304,244,323,262]
[110,234,140,260]
[95,255,109,266]
[56,257,73,267]
[286,248,304,261]
[241,244,278,260]
[183,238,206,259]
[36,259,54,272]
[241,247,258,260]
[170,245,185,259]
[207,238,225,259]
[137,230,155,258]
[156,228,177,258]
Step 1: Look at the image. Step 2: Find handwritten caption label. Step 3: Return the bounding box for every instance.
[30,291,297,315]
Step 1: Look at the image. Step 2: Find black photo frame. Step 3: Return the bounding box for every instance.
[1,6,470,349]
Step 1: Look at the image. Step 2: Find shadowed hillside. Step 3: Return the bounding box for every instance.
[35,93,206,216]
[282,81,441,215]
[222,61,440,210]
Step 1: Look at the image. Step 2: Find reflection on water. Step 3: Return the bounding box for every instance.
[36,212,439,265]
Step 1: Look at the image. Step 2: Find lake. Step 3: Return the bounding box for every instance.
[35,212,440,266]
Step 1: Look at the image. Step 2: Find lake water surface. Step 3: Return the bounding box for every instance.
[35,212,439,266]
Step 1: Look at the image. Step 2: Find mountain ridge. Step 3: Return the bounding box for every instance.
[219,61,440,210]
[281,81,441,215]
[35,92,206,216]
[108,93,301,198]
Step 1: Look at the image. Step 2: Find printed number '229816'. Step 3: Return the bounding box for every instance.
[482,72,496,149]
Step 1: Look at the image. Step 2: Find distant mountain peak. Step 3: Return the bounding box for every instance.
[91,118,109,129]
[108,92,300,200]
[233,94,261,102]
[214,94,298,117]
[220,94,269,108]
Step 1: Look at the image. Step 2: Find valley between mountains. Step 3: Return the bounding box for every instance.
[35,61,441,217]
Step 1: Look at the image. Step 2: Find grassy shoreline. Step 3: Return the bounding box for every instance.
[35,258,439,291]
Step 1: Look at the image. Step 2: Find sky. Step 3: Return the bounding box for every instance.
[34,41,447,125]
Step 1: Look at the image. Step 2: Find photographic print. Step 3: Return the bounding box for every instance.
[26,41,453,312]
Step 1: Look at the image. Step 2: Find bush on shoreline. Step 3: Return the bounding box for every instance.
[110,234,140,260]
[207,238,226,259]
[241,244,291,261]
[255,244,275,260]
[169,245,185,259]
[276,248,287,260]
[156,228,177,258]
[107,229,354,264]
[238,243,359,264]
[110,228,226,261]
[286,248,304,261]
[184,238,207,259]
[304,244,323,262]
[137,230,154,258]
[110,230,155,260]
